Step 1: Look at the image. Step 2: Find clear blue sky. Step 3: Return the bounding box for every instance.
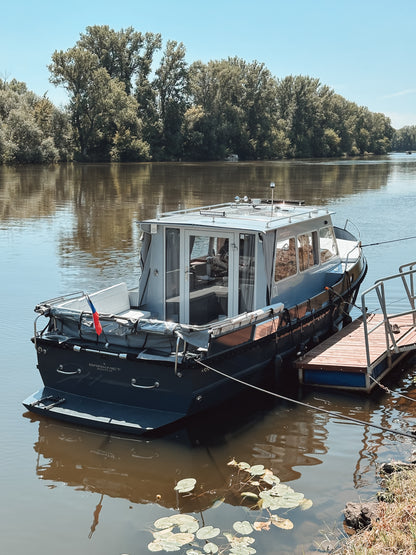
[2,0,416,129]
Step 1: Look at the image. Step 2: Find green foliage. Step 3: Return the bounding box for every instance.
[153,40,189,160]
[0,78,71,164]
[49,47,148,161]
[77,25,161,96]
[1,25,398,164]
[392,125,416,151]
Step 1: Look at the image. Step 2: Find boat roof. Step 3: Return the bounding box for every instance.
[142,198,334,233]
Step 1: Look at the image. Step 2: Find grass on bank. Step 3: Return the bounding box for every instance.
[337,467,416,554]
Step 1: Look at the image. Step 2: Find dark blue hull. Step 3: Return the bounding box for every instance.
[24,258,367,434]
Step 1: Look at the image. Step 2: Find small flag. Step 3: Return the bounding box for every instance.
[86,295,103,336]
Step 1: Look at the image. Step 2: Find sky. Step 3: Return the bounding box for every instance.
[2,0,416,129]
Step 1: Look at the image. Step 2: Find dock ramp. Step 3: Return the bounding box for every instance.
[295,262,416,392]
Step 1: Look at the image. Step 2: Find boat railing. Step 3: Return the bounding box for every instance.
[149,200,332,228]
[334,226,361,269]
[361,265,416,370]
[156,202,233,219]
[341,243,361,271]
[343,218,361,242]
[35,291,86,313]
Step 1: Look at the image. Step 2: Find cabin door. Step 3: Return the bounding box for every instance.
[182,231,237,325]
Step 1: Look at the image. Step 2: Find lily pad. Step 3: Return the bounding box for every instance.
[174,478,197,493]
[230,536,255,546]
[261,470,280,486]
[259,484,305,510]
[153,529,175,540]
[248,464,265,476]
[228,535,256,554]
[196,526,220,540]
[154,517,175,530]
[233,520,253,535]
[148,531,194,552]
[237,461,251,471]
[154,514,199,534]
[270,515,294,530]
[300,498,313,511]
[203,542,218,554]
[253,520,271,531]
[229,547,256,555]
[211,497,225,509]
[148,540,165,552]
[241,491,259,500]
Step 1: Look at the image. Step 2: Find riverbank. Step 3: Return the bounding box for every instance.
[337,464,416,554]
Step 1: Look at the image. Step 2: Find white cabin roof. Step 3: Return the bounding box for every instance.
[142,199,334,233]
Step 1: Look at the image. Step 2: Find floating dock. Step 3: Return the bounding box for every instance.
[295,262,416,392]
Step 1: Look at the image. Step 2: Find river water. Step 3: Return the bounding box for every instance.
[1,155,416,554]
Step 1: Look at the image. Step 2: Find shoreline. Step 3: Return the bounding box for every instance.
[337,461,416,554]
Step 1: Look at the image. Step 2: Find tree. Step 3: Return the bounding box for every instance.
[77,25,161,96]
[187,58,284,160]
[154,40,189,159]
[49,47,145,160]
[134,34,162,154]
[0,77,69,163]
[276,75,326,157]
[49,47,101,157]
[392,125,416,151]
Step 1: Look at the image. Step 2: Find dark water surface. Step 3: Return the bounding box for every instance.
[1,155,416,554]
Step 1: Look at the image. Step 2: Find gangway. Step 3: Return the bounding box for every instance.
[295,262,416,392]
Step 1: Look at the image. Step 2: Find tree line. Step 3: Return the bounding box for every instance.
[391,126,416,152]
[0,25,406,165]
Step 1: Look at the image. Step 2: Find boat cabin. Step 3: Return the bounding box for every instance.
[138,198,342,326]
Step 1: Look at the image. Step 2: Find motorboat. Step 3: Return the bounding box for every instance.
[23,192,367,434]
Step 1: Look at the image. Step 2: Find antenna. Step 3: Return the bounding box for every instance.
[270,182,275,217]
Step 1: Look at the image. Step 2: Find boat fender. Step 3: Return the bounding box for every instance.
[343,315,353,327]
[296,343,306,357]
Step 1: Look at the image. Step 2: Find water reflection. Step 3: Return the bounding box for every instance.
[27,380,400,504]
[28,389,330,510]
[0,158,394,224]
[0,159,395,288]
[26,376,416,553]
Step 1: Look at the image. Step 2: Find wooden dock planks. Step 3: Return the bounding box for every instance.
[295,313,416,374]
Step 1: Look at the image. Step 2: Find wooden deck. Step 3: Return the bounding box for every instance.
[295,313,416,391]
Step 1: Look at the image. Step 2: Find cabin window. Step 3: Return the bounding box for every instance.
[274,237,297,282]
[239,233,255,312]
[165,228,180,322]
[298,232,319,272]
[188,234,230,325]
[319,226,338,262]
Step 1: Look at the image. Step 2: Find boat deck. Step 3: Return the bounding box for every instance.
[295,313,416,391]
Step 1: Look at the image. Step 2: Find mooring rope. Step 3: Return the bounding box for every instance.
[196,360,416,440]
[361,235,416,248]
[369,375,416,403]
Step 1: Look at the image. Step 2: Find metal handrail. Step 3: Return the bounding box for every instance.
[399,261,416,325]
[361,266,416,369]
